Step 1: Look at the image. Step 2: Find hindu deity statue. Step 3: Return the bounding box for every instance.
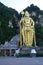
[20,11,36,48]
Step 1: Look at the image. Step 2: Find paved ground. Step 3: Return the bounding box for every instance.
[0,57,43,65]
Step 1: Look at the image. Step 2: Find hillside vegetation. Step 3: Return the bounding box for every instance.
[0,2,43,46]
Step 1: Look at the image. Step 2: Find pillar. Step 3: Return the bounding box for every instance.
[10,49,12,56]
[4,49,7,56]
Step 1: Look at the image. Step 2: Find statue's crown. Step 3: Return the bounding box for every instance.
[25,11,30,17]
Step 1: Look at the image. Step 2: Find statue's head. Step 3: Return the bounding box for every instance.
[25,11,30,17]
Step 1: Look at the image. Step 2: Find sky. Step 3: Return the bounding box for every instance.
[0,0,43,13]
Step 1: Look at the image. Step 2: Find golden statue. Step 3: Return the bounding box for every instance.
[20,11,36,48]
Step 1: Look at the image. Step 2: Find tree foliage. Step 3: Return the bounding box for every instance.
[0,2,19,43]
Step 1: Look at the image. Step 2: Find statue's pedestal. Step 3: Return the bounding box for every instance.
[15,46,42,57]
[20,46,30,54]
[20,46,39,54]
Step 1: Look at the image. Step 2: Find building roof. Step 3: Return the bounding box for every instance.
[11,34,20,42]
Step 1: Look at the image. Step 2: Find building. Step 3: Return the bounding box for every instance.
[0,34,20,56]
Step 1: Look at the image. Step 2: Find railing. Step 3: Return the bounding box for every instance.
[0,45,18,50]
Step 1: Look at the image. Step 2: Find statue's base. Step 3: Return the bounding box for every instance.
[20,46,39,54]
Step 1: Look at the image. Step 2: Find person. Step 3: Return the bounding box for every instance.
[14,49,20,57]
[20,11,36,48]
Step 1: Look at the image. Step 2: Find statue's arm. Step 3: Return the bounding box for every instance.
[30,18,35,28]
[31,19,37,47]
[30,18,36,46]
